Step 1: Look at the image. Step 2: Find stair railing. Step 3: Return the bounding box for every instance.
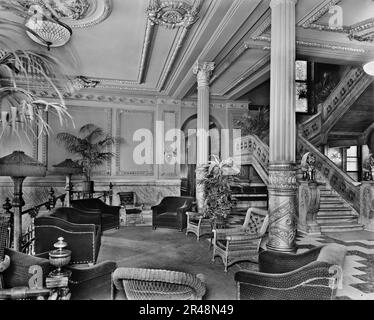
[234,134,269,185]
[297,134,361,212]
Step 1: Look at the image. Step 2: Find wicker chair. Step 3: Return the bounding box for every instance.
[117,192,144,225]
[185,212,213,241]
[235,244,347,300]
[212,207,269,272]
[111,268,206,300]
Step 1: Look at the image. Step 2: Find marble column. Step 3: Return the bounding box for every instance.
[193,61,215,212]
[267,0,298,252]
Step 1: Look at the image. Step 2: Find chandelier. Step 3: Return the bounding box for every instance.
[25,4,72,50]
[363,61,374,76]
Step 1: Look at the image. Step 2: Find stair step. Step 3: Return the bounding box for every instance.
[318,207,353,213]
[319,222,364,232]
[319,203,350,209]
[317,217,358,224]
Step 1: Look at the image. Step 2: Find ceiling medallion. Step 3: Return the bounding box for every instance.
[147,0,201,29]
[25,0,112,28]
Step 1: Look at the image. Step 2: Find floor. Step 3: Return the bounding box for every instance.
[99,210,374,300]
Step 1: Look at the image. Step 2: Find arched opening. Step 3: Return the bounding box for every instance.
[180,115,222,197]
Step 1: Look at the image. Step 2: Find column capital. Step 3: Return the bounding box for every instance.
[193,61,215,86]
[270,0,297,9]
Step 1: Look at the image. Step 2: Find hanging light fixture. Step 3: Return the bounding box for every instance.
[25,4,72,51]
[363,61,374,76]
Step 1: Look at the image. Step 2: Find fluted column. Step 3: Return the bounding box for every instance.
[267,0,298,252]
[193,61,215,212]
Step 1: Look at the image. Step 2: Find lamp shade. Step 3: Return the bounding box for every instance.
[363,61,374,76]
[0,151,46,177]
[52,159,82,175]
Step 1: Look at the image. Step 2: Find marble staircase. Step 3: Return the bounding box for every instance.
[317,184,363,232]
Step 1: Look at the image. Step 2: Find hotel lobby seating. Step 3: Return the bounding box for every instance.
[212,207,269,272]
[117,191,144,225]
[151,196,194,231]
[111,267,206,300]
[51,207,102,227]
[2,247,116,300]
[34,216,101,265]
[71,198,120,231]
[235,243,347,300]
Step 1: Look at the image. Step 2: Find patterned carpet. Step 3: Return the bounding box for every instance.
[296,232,374,300]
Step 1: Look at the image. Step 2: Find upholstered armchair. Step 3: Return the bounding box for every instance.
[111,267,206,300]
[2,248,116,300]
[151,196,194,231]
[34,216,101,265]
[71,198,120,231]
[117,192,144,225]
[212,207,269,272]
[235,244,347,300]
[51,207,102,227]
[67,261,117,300]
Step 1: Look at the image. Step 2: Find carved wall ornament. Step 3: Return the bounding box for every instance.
[69,76,100,91]
[147,0,202,29]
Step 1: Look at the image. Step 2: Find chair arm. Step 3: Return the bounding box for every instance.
[226,233,262,242]
[151,204,167,216]
[68,261,117,284]
[103,205,121,215]
[235,261,334,290]
[67,211,101,226]
[259,246,323,273]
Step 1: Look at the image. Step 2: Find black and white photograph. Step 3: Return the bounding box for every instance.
[0,0,373,310]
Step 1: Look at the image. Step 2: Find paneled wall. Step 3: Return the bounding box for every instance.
[0,95,247,208]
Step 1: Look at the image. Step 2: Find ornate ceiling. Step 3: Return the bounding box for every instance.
[5,0,374,100]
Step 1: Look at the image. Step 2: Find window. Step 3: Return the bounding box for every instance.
[295,60,309,113]
[346,146,358,181]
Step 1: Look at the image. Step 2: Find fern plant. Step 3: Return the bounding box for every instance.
[235,106,269,144]
[0,0,76,140]
[197,155,238,219]
[56,124,115,183]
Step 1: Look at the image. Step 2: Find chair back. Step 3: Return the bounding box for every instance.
[242,207,269,235]
[117,192,136,207]
[72,198,103,210]
[161,196,194,211]
[0,215,10,262]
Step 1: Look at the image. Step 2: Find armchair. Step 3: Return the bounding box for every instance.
[1,248,51,300]
[212,207,269,272]
[51,207,102,227]
[235,244,347,300]
[117,192,144,225]
[34,216,101,265]
[151,196,194,231]
[71,198,120,231]
[111,267,206,300]
[2,248,116,300]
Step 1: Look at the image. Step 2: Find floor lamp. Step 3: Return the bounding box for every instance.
[0,151,46,251]
[52,159,82,207]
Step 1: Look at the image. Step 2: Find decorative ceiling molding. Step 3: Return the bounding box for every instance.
[26,0,113,28]
[297,0,342,29]
[298,0,374,44]
[210,41,270,85]
[250,10,271,41]
[147,0,202,29]
[218,54,270,96]
[69,75,100,91]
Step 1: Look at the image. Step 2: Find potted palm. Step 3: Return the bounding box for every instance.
[197,155,239,223]
[0,1,76,139]
[56,124,116,193]
[235,106,269,144]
